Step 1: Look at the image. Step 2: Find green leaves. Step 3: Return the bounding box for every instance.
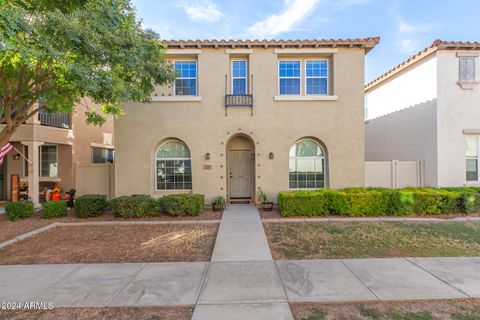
[0,0,173,138]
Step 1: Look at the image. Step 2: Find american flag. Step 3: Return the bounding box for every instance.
[0,143,13,166]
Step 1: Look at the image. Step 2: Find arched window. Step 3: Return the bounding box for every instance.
[156,140,192,190]
[289,139,325,189]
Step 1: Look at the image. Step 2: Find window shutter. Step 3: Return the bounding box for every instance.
[460,57,476,81]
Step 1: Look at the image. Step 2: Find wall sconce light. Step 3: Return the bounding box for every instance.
[269,152,274,160]
[205,152,211,160]
[13,154,20,160]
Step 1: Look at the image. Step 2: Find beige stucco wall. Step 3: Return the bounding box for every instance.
[366,49,480,188]
[71,99,114,165]
[436,49,480,187]
[115,47,366,203]
[365,54,438,120]
[365,100,438,186]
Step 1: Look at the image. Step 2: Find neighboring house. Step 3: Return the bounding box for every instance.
[365,40,480,187]
[115,38,379,203]
[0,99,114,206]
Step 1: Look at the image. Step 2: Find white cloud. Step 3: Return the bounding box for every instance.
[246,0,321,38]
[396,18,438,55]
[179,0,223,24]
[331,0,371,10]
[398,19,437,34]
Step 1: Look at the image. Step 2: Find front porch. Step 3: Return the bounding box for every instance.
[0,141,74,206]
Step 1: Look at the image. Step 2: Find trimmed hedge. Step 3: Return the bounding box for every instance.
[110,194,158,218]
[5,200,34,221]
[277,187,480,217]
[74,194,108,218]
[41,201,68,219]
[159,194,205,216]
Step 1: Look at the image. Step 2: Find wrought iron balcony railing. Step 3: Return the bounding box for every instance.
[38,112,71,129]
[225,94,253,107]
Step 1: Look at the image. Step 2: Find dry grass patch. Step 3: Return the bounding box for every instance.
[292,299,480,320]
[265,221,480,259]
[0,306,193,320]
[0,224,218,264]
[0,209,221,243]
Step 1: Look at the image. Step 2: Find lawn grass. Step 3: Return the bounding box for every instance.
[264,221,480,259]
[292,299,480,320]
[0,224,218,264]
[0,209,222,244]
[0,306,193,320]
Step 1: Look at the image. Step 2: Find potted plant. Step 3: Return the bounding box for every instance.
[212,195,226,211]
[258,188,273,211]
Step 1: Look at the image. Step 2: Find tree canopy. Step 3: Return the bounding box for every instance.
[0,0,173,146]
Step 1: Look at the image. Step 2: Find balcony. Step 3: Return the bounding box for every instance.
[38,112,71,129]
[225,94,253,107]
[224,74,254,116]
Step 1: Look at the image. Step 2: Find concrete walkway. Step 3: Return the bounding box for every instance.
[193,204,293,320]
[0,205,480,319]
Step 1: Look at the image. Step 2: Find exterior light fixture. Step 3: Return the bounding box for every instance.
[269,152,274,160]
[205,152,211,160]
[13,154,20,160]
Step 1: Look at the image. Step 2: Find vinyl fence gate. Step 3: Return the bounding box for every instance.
[365,160,425,188]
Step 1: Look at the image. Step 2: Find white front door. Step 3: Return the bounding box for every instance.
[229,150,252,198]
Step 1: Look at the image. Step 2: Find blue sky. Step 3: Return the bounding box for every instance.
[131,0,480,82]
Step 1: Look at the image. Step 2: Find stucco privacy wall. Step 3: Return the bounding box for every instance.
[436,50,480,186]
[115,47,367,202]
[71,100,114,165]
[366,55,437,120]
[365,100,438,187]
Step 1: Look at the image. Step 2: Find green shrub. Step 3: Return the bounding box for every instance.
[110,194,158,218]
[340,188,389,216]
[5,201,34,221]
[277,190,348,216]
[159,194,205,216]
[74,194,108,218]
[442,187,480,213]
[41,201,67,219]
[412,188,459,214]
[277,187,469,217]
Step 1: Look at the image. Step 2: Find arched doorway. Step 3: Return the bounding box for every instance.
[226,134,255,203]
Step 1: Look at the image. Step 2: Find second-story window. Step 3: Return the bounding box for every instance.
[232,60,248,94]
[459,57,476,82]
[306,60,328,95]
[175,61,197,96]
[279,60,301,95]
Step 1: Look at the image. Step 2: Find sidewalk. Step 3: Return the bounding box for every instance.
[193,204,293,320]
[0,205,479,319]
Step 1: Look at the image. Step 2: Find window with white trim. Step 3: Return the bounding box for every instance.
[40,145,58,178]
[232,60,247,94]
[459,57,476,82]
[289,139,325,189]
[92,147,114,164]
[174,61,197,96]
[156,140,192,190]
[279,60,301,95]
[305,60,328,95]
[23,145,58,177]
[466,135,479,181]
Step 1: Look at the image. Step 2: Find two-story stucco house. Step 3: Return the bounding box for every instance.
[1,100,114,206]
[365,40,480,187]
[115,38,379,203]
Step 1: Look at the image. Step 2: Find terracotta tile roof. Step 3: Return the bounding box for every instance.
[163,37,380,53]
[365,39,480,91]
